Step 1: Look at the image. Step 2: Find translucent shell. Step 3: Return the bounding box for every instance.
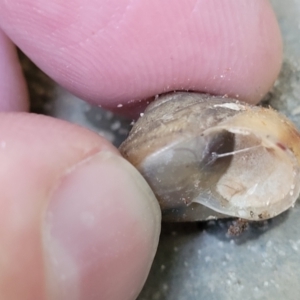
[119,92,300,221]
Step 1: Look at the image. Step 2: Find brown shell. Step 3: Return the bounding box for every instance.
[120,92,300,221]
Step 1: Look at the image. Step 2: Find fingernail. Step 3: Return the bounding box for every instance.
[43,152,161,300]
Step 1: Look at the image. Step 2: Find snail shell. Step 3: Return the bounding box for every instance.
[119,92,300,221]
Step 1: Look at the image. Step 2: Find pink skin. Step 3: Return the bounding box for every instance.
[0,0,281,110]
[0,0,282,299]
[0,30,28,111]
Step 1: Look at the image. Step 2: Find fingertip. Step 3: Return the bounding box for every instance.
[44,151,161,300]
[0,29,29,111]
[0,113,160,299]
[0,0,281,109]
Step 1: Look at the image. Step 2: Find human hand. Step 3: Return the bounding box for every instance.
[0,0,282,299]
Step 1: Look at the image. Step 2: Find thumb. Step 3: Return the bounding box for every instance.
[0,113,161,300]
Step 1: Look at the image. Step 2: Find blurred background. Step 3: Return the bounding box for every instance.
[22,0,300,299]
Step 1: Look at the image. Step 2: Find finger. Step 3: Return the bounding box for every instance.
[0,113,160,300]
[0,29,28,111]
[0,0,282,110]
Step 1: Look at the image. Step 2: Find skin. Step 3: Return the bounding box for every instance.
[0,0,282,299]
